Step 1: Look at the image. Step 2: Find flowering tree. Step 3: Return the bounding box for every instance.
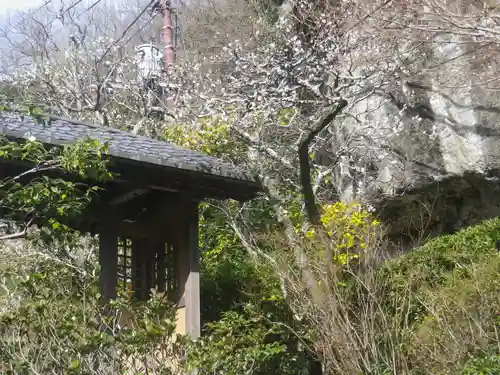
[2,1,500,372]
[0,0,163,127]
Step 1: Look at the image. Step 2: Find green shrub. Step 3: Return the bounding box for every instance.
[378,218,500,374]
[460,351,500,375]
[380,217,500,322]
[0,254,183,374]
[186,303,307,375]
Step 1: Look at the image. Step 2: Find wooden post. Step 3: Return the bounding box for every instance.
[137,239,149,300]
[132,238,165,300]
[157,240,167,293]
[176,200,200,338]
[132,238,150,300]
[99,225,118,303]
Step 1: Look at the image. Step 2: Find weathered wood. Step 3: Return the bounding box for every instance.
[146,240,156,295]
[156,240,166,293]
[99,225,118,303]
[176,199,200,338]
[132,238,148,300]
[65,190,185,238]
[131,238,166,300]
[0,114,261,202]
[109,188,149,206]
[110,158,259,202]
[0,116,261,358]
[71,217,172,239]
[131,238,138,295]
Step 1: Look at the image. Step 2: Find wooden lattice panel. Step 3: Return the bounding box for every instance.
[117,237,133,291]
[115,238,180,301]
[165,242,178,294]
[150,241,178,297]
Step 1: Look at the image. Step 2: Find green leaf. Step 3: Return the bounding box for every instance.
[70,359,80,369]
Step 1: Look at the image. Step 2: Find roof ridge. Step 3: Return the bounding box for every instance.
[0,111,261,190]
[2,111,215,157]
[46,114,190,151]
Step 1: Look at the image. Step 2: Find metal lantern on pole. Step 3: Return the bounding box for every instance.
[135,43,164,112]
[135,43,163,83]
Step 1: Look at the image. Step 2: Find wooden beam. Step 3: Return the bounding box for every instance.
[176,199,200,339]
[74,190,184,238]
[109,188,149,206]
[109,158,260,202]
[133,238,150,301]
[99,224,118,303]
[0,147,261,202]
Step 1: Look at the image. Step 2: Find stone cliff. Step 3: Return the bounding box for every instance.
[319,25,500,246]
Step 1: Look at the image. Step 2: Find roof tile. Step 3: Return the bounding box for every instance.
[0,113,259,186]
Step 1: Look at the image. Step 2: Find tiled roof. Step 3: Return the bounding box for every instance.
[0,113,260,193]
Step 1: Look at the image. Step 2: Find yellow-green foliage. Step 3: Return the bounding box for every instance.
[304,202,381,265]
[163,118,247,159]
[276,107,296,126]
[320,202,381,250]
[408,260,500,374]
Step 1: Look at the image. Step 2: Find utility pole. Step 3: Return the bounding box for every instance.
[151,0,176,111]
[159,0,175,67]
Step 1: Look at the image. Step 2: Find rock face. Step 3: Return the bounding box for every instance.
[275,1,500,245]
[377,174,500,248]
[324,37,500,246]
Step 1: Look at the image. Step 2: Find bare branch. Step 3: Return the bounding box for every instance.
[298,99,347,224]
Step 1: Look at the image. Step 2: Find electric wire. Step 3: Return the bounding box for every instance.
[1,0,154,69]
[0,0,95,62]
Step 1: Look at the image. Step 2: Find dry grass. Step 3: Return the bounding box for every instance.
[267,217,500,374]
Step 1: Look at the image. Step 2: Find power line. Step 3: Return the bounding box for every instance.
[51,0,156,59]
[0,0,157,77]
[0,0,94,62]
[76,0,104,16]
[2,0,53,36]
[18,0,53,20]
[38,0,105,35]
[62,0,87,14]
[0,0,137,68]
[0,0,54,68]
[97,0,157,64]
[120,15,155,48]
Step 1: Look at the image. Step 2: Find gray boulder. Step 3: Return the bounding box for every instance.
[324,37,500,246]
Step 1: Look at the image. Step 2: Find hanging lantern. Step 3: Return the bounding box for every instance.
[135,43,164,82]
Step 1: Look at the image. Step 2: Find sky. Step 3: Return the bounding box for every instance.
[0,0,43,14]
